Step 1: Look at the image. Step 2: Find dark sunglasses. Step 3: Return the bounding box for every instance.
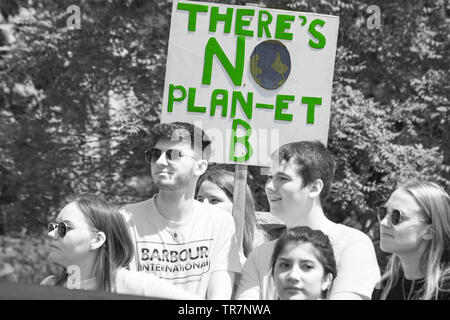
[48,222,95,238]
[144,148,193,164]
[376,206,429,226]
[48,222,73,238]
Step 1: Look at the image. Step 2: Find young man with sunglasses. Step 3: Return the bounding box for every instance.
[236,141,381,300]
[120,122,241,299]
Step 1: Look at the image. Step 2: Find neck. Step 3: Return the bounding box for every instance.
[155,181,197,222]
[277,200,335,232]
[398,249,427,280]
[67,255,96,283]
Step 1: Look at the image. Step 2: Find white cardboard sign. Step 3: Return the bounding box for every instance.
[161,0,339,166]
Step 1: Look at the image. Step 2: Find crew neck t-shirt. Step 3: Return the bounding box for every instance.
[236,223,381,300]
[372,271,450,300]
[120,196,241,298]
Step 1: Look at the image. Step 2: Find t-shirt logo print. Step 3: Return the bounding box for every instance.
[137,239,212,280]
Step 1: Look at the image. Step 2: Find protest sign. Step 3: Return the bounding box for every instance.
[161,0,339,167]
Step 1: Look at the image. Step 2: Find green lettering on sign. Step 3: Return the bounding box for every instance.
[275,14,295,40]
[235,9,255,37]
[275,94,295,121]
[209,6,233,33]
[211,89,228,117]
[167,84,186,112]
[187,88,206,113]
[230,119,253,162]
[258,11,273,38]
[308,19,326,49]
[202,36,245,86]
[177,2,209,32]
[301,96,322,124]
[231,91,253,120]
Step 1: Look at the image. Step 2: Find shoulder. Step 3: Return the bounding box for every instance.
[40,275,56,286]
[194,200,233,222]
[328,223,375,246]
[248,240,277,263]
[120,198,154,220]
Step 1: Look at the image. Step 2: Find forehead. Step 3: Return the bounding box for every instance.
[386,189,422,214]
[279,242,321,262]
[57,202,89,225]
[198,180,228,197]
[268,158,301,177]
[154,137,193,151]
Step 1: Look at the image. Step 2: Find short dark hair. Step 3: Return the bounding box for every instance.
[270,226,337,298]
[275,141,335,203]
[148,122,212,160]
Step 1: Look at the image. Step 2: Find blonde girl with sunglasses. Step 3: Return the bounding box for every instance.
[375,180,450,300]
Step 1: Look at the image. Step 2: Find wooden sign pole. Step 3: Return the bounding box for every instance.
[232,164,248,255]
[231,3,263,255]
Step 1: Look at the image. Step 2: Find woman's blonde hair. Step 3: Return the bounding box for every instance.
[380,180,450,299]
[54,193,134,292]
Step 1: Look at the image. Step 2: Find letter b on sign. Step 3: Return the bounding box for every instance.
[66,5,81,30]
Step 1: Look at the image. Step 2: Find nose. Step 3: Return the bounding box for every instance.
[48,228,58,239]
[203,198,210,205]
[265,177,275,193]
[379,213,392,228]
[286,266,302,283]
[154,150,168,166]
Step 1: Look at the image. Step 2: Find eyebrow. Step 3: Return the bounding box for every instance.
[274,172,291,179]
[278,257,315,264]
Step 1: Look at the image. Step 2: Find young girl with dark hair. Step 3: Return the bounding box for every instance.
[271,226,337,300]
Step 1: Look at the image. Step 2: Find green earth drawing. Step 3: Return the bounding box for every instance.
[249,40,291,90]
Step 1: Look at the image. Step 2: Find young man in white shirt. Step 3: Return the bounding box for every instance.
[236,141,380,300]
[121,122,241,299]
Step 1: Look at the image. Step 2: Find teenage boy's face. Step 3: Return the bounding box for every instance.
[150,138,197,190]
[265,158,310,219]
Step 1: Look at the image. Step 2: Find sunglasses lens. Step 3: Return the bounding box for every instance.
[377,206,388,222]
[145,148,162,163]
[391,209,402,225]
[48,223,56,233]
[58,222,67,238]
[166,149,182,162]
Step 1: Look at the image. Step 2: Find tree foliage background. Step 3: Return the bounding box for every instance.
[0,0,449,283]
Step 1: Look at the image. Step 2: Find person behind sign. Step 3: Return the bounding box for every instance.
[196,167,267,264]
[120,122,241,299]
[236,140,380,300]
[41,193,199,299]
[373,180,450,300]
[271,226,336,300]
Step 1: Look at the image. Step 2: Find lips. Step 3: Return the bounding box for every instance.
[381,232,394,238]
[284,286,304,293]
[267,194,282,202]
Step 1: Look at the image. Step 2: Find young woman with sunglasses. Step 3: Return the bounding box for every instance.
[270,226,336,300]
[41,193,199,299]
[374,180,450,300]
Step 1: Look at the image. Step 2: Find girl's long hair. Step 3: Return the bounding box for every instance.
[196,168,262,257]
[380,181,450,300]
[54,193,134,292]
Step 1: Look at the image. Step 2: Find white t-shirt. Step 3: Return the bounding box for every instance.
[236,223,381,300]
[120,196,242,298]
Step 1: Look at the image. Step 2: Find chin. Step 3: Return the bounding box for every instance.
[379,239,395,254]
